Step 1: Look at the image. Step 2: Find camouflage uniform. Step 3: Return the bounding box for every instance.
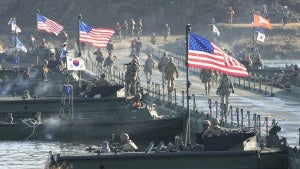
[203,118,228,137]
[163,23,170,43]
[115,22,122,40]
[200,69,213,95]
[217,74,234,111]
[135,37,142,57]
[122,20,129,37]
[150,32,157,45]
[119,133,138,152]
[211,70,219,86]
[103,55,114,80]
[125,60,140,96]
[130,18,135,36]
[106,40,114,54]
[158,53,169,82]
[144,54,155,83]
[94,49,104,73]
[164,57,178,93]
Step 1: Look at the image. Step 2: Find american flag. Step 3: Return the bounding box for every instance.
[188,33,248,77]
[37,14,63,36]
[79,21,115,48]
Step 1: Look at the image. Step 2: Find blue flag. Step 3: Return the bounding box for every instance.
[12,36,27,53]
[257,27,264,34]
[60,47,67,58]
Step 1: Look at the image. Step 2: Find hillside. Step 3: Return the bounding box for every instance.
[0,0,299,58]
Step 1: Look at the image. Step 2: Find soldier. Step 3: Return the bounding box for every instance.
[137,18,143,36]
[22,68,30,80]
[115,22,122,40]
[130,18,135,36]
[211,70,219,87]
[203,118,228,137]
[163,23,171,43]
[216,74,234,111]
[106,39,114,54]
[195,120,211,145]
[29,34,36,53]
[119,133,138,152]
[135,37,142,57]
[158,52,169,82]
[227,6,234,24]
[122,20,129,37]
[200,68,213,95]
[144,53,155,84]
[150,32,157,45]
[62,31,68,45]
[282,6,289,28]
[42,60,49,81]
[103,53,114,80]
[125,59,140,96]
[94,48,104,73]
[164,57,178,93]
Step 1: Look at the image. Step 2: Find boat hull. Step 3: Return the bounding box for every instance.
[46,150,288,169]
[0,118,183,144]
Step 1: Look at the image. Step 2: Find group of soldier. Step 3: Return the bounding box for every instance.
[115,18,143,39]
[200,68,234,111]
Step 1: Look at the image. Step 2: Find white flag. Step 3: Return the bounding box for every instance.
[257,32,265,42]
[213,25,220,36]
[67,57,86,70]
[11,22,21,33]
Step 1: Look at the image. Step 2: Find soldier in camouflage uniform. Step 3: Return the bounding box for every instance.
[144,53,155,84]
[125,59,140,96]
[217,74,234,111]
[164,57,178,93]
[163,23,171,43]
[200,68,213,95]
[94,48,104,73]
[158,52,169,83]
[203,118,228,137]
[103,53,114,80]
[211,70,219,87]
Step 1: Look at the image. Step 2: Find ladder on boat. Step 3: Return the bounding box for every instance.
[59,84,74,118]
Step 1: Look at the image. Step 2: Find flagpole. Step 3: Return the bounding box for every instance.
[13,23,19,79]
[78,14,82,57]
[78,14,82,95]
[36,9,40,67]
[184,24,192,147]
[252,9,256,54]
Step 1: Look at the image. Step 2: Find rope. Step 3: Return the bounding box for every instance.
[21,118,40,139]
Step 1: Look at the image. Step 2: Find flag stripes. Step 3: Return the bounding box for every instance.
[37,14,63,36]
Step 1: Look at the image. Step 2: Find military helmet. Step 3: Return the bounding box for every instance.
[211,118,220,125]
[120,133,130,141]
[203,120,211,126]
[100,73,106,78]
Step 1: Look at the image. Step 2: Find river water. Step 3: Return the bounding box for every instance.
[264,60,300,68]
[0,141,90,169]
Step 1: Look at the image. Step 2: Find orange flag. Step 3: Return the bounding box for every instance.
[253,13,272,29]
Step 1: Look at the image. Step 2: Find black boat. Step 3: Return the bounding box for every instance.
[0,103,183,143]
